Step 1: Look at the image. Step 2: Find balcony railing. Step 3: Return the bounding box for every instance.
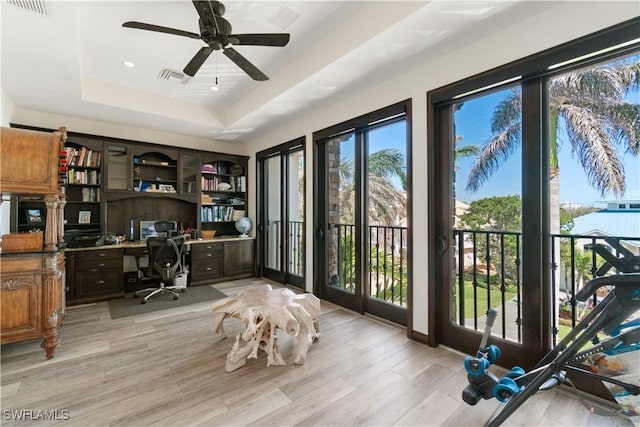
[328,223,408,307]
[266,220,304,277]
[453,230,640,345]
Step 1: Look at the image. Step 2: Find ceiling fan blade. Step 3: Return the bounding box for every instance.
[123,21,201,40]
[223,47,268,81]
[183,46,214,77]
[229,33,290,47]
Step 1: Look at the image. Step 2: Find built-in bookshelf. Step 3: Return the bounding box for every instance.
[200,158,248,236]
[64,140,102,232]
[133,151,178,193]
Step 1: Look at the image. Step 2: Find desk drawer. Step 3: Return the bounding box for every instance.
[75,268,122,298]
[191,243,223,254]
[75,248,123,262]
[75,257,122,272]
[191,257,224,282]
[191,244,223,261]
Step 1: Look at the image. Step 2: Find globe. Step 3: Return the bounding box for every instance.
[235,216,252,238]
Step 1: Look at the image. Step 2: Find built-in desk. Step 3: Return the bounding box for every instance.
[65,237,254,305]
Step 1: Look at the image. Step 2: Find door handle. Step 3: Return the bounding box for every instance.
[437,235,449,254]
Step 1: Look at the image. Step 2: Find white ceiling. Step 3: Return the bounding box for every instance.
[1,0,550,143]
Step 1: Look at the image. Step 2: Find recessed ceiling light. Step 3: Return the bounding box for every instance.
[123,61,135,68]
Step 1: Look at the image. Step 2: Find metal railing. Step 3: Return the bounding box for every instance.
[328,223,408,307]
[453,230,640,345]
[266,220,304,277]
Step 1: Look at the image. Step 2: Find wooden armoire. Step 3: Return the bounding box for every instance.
[0,126,67,359]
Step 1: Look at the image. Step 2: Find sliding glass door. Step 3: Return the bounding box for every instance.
[429,21,639,390]
[314,101,410,325]
[257,138,305,288]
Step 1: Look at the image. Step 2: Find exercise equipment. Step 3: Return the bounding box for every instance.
[462,237,640,426]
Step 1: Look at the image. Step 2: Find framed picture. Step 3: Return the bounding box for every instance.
[26,208,44,224]
[78,211,91,224]
[140,220,158,240]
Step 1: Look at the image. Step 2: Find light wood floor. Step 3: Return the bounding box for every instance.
[1,278,634,427]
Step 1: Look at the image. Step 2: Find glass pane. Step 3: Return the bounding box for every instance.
[181,153,197,194]
[366,121,408,307]
[266,156,281,270]
[548,53,640,345]
[107,145,128,190]
[453,86,523,342]
[287,150,304,277]
[326,132,355,294]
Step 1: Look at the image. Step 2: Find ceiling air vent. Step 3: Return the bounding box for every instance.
[7,0,47,15]
[158,67,190,84]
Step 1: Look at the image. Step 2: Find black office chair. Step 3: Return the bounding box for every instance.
[135,234,186,304]
[154,220,178,238]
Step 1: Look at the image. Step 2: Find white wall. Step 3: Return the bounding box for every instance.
[6,107,249,156]
[243,2,640,336]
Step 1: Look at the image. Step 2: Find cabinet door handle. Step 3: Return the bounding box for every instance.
[205,245,212,249]
[205,267,211,271]
[98,253,106,257]
[98,263,105,267]
[90,268,99,272]
[96,280,105,285]
[207,253,212,257]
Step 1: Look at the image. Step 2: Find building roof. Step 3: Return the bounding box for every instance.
[571,210,640,247]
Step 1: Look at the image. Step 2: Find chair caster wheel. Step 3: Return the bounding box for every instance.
[140,299,147,304]
[487,345,501,364]
[464,356,489,377]
[181,289,186,293]
[173,295,179,300]
[493,377,519,402]
[133,294,139,298]
[505,366,525,379]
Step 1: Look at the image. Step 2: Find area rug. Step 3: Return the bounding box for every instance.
[108,285,227,319]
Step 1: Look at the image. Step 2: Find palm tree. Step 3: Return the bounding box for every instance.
[465,58,640,207]
[339,148,407,225]
[464,57,639,313]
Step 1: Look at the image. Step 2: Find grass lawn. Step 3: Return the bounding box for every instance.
[456,281,518,320]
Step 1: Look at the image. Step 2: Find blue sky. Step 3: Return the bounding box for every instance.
[454,84,640,207]
[338,58,640,208]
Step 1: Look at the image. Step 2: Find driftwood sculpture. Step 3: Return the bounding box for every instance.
[211,284,320,372]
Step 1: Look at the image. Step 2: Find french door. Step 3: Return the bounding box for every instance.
[257,138,305,288]
[314,101,410,325]
[431,82,547,369]
[429,20,639,384]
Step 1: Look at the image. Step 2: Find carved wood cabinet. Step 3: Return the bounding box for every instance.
[1,126,67,359]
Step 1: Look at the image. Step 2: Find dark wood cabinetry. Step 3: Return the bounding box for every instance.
[67,248,124,304]
[200,155,249,236]
[133,149,178,194]
[63,137,102,233]
[190,239,254,286]
[223,240,254,277]
[190,242,224,284]
[5,125,256,308]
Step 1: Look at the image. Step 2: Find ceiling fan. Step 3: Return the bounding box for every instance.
[123,0,290,81]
